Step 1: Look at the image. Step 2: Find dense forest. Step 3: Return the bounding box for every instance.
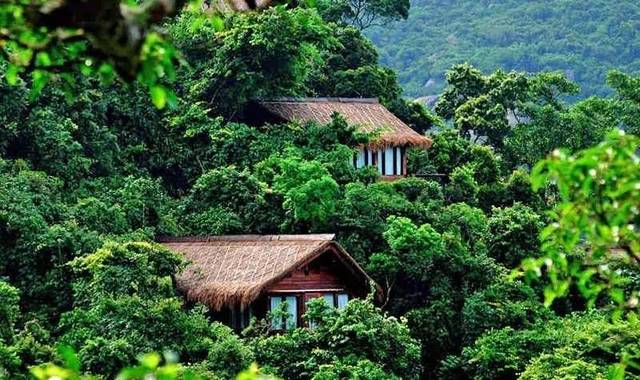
[368,0,640,98]
[1,1,640,379]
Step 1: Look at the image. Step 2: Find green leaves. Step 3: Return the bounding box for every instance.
[522,130,640,309]
[5,64,20,85]
[150,85,168,109]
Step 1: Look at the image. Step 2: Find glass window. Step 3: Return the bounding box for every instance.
[356,148,365,169]
[377,150,384,174]
[323,294,335,307]
[395,147,402,175]
[285,296,297,330]
[270,297,282,330]
[384,147,395,175]
[337,294,349,309]
[270,296,298,330]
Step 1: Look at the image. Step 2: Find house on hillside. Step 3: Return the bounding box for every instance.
[161,235,377,331]
[248,98,432,179]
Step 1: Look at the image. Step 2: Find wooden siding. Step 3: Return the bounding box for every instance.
[267,253,347,293]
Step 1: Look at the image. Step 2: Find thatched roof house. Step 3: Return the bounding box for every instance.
[161,235,376,330]
[250,98,432,178]
[257,98,432,148]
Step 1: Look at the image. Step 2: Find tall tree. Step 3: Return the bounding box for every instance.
[316,0,410,30]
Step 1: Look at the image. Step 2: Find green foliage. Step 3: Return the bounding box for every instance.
[259,156,340,230]
[180,167,266,234]
[252,298,421,379]
[434,64,582,152]
[30,347,272,380]
[0,0,198,106]
[333,181,419,261]
[0,282,20,343]
[461,280,552,345]
[171,7,333,118]
[316,0,410,30]
[445,164,479,205]
[524,130,640,308]
[2,2,623,378]
[417,128,471,175]
[369,216,443,293]
[59,241,254,377]
[312,358,399,380]
[0,282,54,379]
[486,203,544,268]
[368,0,640,99]
[505,96,617,167]
[606,71,640,136]
[447,312,640,380]
[435,203,487,245]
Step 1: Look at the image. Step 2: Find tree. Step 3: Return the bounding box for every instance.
[368,216,444,306]
[523,130,640,309]
[445,312,640,380]
[257,155,340,231]
[316,0,410,30]
[250,297,422,379]
[606,70,640,136]
[0,0,293,106]
[58,241,254,377]
[505,96,616,167]
[445,164,479,205]
[170,7,333,117]
[436,65,581,153]
[0,0,194,105]
[180,167,266,234]
[486,203,544,268]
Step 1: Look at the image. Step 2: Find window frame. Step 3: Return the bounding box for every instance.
[269,294,299,331]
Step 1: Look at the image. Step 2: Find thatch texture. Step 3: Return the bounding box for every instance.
[161,235,373,311]
[258,98,432,148]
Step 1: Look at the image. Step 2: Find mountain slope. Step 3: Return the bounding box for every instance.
[367,0,640,98]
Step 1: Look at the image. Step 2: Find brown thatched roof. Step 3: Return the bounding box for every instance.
[161,235,374,311]
[258,98,432,148]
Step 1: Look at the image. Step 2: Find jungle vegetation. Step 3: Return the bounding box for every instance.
[1,1,639,379]
[368,0,640,99]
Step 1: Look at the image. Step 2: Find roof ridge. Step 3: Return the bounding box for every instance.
[260,97,379,104]
[158,234,336,243]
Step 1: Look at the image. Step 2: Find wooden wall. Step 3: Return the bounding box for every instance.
[267,253,348,293]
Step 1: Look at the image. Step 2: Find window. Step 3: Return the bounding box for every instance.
[354,148,377,170]
[230,306,251,330]
[337,294,349,309]
[355,149,365,169]
[306,293,350,329]
[320,293,349,309]
[270,296,298,330]
[384,147,395,175]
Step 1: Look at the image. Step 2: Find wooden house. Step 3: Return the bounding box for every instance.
[161,235,377,330]
[249,98,432,179]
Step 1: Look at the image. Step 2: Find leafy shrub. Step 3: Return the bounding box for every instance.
[446,164,479,205]
[58,242,253,377]
[485,203,544,267]
[252,298,422,380]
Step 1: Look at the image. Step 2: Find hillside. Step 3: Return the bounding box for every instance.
[367,0,640,99]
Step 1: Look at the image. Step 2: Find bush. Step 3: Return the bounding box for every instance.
[58,242,253,377]
[180,167,266,234]
[446,164,479,205]
[485,203,544,267]
[252,298,422,380]
[450,312,640,380]
[435,203,487,245]
[461,280,551,345]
